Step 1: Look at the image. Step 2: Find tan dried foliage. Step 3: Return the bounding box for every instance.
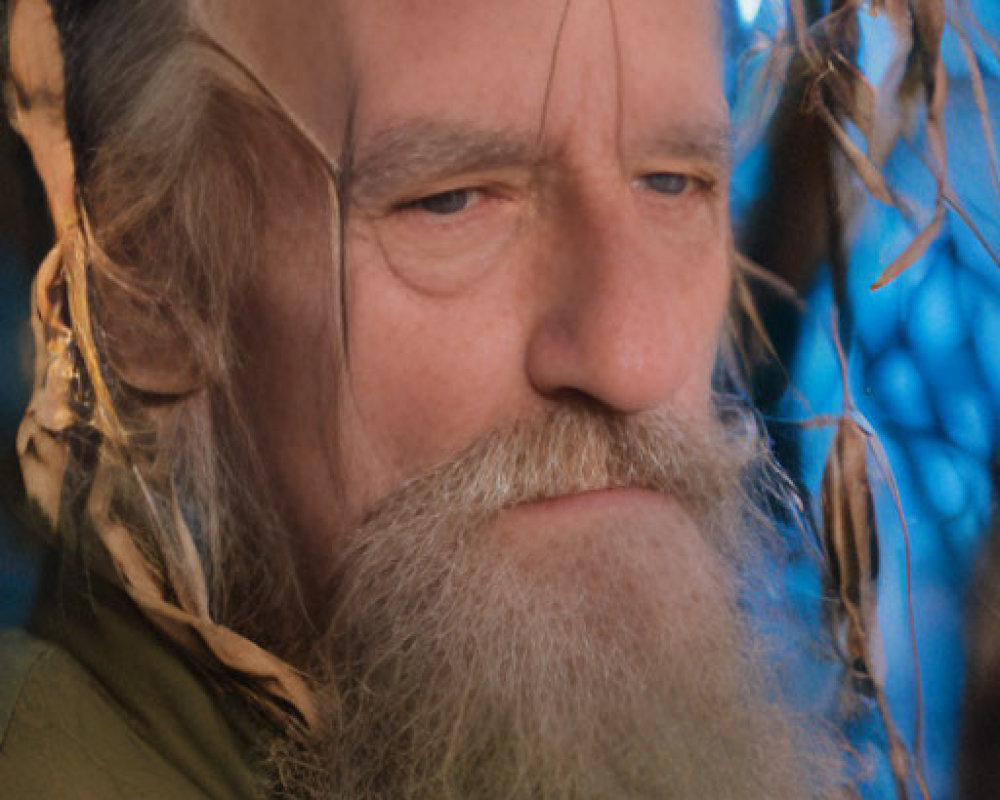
[780,0,998,289]
[816,318,929,800]
[748,2,998,796]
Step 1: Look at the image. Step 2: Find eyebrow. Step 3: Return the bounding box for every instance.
[349,120,541,207]
[646,121,733,175]
[348,117,732,206]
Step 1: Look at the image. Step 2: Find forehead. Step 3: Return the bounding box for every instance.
[202,0,724,155]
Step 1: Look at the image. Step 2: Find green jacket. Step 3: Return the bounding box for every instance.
[0,552,270,799]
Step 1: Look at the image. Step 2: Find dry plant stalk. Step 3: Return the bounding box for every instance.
[767,1,998,794]
[783,0,998,289]
[818,316,929,800]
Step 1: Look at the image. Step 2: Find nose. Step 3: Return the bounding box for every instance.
[524,177,728,416]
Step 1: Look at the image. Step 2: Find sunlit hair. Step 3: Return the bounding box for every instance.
[23,0,340,655]
[19,0,778,660]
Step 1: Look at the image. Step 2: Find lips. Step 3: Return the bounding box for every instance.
[511,486,672,514]
[493,487,684,550]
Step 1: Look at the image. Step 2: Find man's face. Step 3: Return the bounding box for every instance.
[204,2,843,795]
[215,0,732,565]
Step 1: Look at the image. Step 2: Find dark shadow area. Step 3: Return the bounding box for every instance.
[0,9,54,626]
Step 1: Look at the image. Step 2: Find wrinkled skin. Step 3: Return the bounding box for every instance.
[195,3,848,797]
[205,0,730,578]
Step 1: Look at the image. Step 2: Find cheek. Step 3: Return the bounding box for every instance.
[336,252,526,508]
[336,217,731,514]
[665,237,731,413]
[235,231,344,512]
[495,496,738,655]
[232,130,345,504]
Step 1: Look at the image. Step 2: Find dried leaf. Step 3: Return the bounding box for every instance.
[870,24,914,166]
[733,268,782,371]
[842,62,879,145]
[823,52,880,145]
[865,432,930,798]
[821,315,878,683]
[87,467,317,729]
[944,191,1000,268]
[7,0,77,231]
[908,0,947,85]
[734,250,807,310]
[787,0,821,67]
[927,58,949,171]
[64,221,126,447]
[869,0,910,18]
[870,203,945,289]
[967,5,1000,67]
[821,416,880,685]
[191,30,338,184]
[734,34,795,154]
[821,316,930,800]
[817,103,896,205]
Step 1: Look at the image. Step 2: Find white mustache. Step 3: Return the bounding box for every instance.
[353,399,758,536]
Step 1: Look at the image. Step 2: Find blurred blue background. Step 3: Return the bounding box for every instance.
[0,114,43,630]
[724,2,1000,797]
[0,231,40,629]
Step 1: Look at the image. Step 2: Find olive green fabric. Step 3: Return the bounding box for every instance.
[0,550,272,799]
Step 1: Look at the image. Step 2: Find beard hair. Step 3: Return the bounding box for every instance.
[265,400,845,799]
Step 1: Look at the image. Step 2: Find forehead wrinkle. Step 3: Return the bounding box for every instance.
[349,120,542,205]
[346,115,732,208]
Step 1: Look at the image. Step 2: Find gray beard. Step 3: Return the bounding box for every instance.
[265,402,846,799]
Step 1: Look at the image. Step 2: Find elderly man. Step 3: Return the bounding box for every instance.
[0,0,846,797]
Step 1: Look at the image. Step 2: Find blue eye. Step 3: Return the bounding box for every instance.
[406,189,474,215]
[644,173,691,196]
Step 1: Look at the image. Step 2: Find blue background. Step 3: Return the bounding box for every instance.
[726,2,1000,797]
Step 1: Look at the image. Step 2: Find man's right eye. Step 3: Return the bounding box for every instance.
[400,189,477,215]
[368,182,522,291]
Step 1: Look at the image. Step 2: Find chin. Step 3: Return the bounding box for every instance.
[263,408,844,798]
[264,491,840,799]
[491,488,734,642]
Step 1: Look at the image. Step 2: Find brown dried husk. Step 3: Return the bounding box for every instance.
[9,0,316,730]
[780,0,997,289]
[758,3,996,795]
